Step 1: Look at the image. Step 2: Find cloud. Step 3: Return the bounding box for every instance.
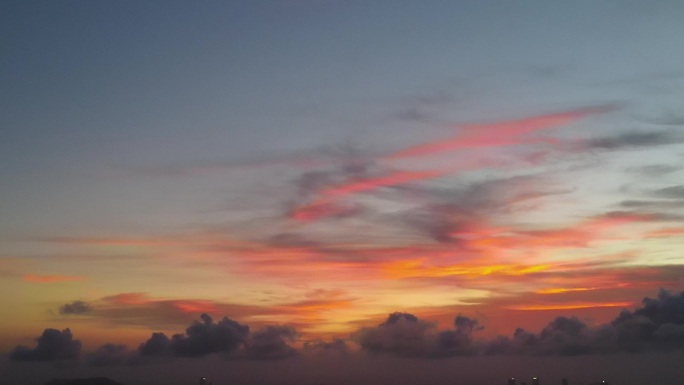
[355,312,482,358]
[10,328,81,361]
[355,312,434,357]
[484,316,598,356]
[22,274,86,283]
[59,301,92,315]
[388,105,614,159]
[303,338,349,355]
[625,164,680,176]
[171,314,249,357]
[585,131,683,150]
[243,325,298,360]
[485,289,684,356]
[433,315,482,357]
[86,344,134,366]
[138,332,171,357]
[610,289,684,351]
[652,185,684,199]
[619,200,683,210]
[138,314,249,358]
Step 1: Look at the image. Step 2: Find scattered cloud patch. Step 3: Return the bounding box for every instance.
[59,301,92,315]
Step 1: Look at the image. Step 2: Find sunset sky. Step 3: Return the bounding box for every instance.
[2,1,684,384]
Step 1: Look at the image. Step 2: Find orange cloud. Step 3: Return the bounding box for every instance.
[505,302,633,311]
[172,300,219,314]
[22,274,86,283]
[644,227,684,238]
[381,258,551,280]
[103,292,151,305]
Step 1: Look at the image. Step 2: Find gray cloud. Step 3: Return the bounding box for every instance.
[86,344,135,366]
[610,289,684,351]
[355,312,434,357]
[652,185,684,199]
[485,289,684,356]
[137,333,170,357]
[585,131,683,150]
[59,301,92,315]
[10,328,81,361]
[243,325,298,360]
[625,164,680,176]
[138,314,249,358]
[619,200,684,210]
[355,312,482,358]
[170,314,249,357]
[433,315,482,357]
[303,338,349,355]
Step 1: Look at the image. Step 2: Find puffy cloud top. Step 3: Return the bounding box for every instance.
[10,328,81,361]
[138,313,249,358]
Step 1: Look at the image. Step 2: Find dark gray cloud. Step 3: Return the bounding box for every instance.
[10,328,81,361]
[86,344,135,366]
[170,314,249,357]
[355,312,482,358]
[485,316,611,356]
[59,301,92,315]
[303,338,349,355]
[138,314,249,358]
[610,289,684,351]
[137,332,170,357]
[355,312,434,357]
[243,325,298,360]
[585,131,682,150]
[433,315,482,357]
[485,289,684,356]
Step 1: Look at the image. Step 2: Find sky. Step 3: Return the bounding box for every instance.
[2,1,684,384]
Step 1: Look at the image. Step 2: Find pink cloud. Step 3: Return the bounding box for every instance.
[387,105,614,159]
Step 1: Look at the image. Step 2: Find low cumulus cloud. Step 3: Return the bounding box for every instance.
[59,301,92,315]
[243,325,298,360]
[12,290,684,365]
[137,333,170,357]
[86,344,136,366]
[485,289,684,355]
[10,328,81,361]
[303,338,349,355]
[356,290,684,358]
[138,313,249,358]
[355,312,481,358]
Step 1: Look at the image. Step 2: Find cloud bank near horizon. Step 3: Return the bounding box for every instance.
[9,289,684,365]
